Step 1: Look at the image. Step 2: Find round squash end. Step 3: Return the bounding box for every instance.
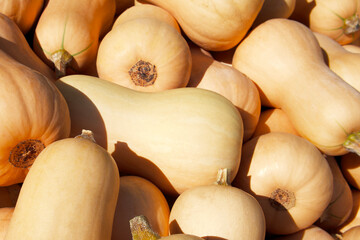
[9,139,45,168]
[269,188,296,211]
[129,60,157,87]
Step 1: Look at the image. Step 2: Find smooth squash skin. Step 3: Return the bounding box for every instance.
[340,153,360,190]
[336,188,360,234]
[343,44,360,53]
[188,45,261,141]
[33,0,116,78]
[269,225,334,240]
[112,4,180,33]
[0,50,70,186]
[0,13,55,81]
[232,132,334,235]
[55,74,243,196]
[4,133,120,240]
[315,32,360,92]
[0,208,14,240]
[251,108,299,139]
[342,226,360,240]
[232,18,360,156]
[0,0,44,34]
[97,18,191,92]
[112,176,170,239]
[136,0,265,51]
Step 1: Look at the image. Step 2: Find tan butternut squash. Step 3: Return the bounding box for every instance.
[269,225,334,240]
[232,18,360,156]
[340,153,360,190]
[0,0,44,34]
[0,49,70,186]
[169,169,266,239]
[188,45,261,141]
[135,0,265,51]
[343,44,360,53]
[112,175,170,239]
[290,0,360,45]
[336,188,360,234]
[315,156,353,231]
[55,74,243,196]
[232,132,333,235]
[315,32,360,92]
[33,0,116,78]
[251,108,299,139]
[113,4,180,33]
[0,13,55,80]
[342,226,360,240]
[252,0,296,28]
[97,18,191,92]
[4,131,120,240]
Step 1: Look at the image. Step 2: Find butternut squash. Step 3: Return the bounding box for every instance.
[340,153,360,190]
[251,108,299,139]
[33,0,116,78]
[0,13,55,80]
[269,225,334,240]
[135,0,265,51]
[97,18,191,92]
[290,0,360,45]
[0,208,13,240]
[4,131,120,240]
[315,156,353,231]
[232,18,360,156]
[232,132,334,235]
[112,4,180,33]
[0,49,70,186]
[112,175,170,239]
[169,169,266,239]
[336,188,360,234]
[342,226,360,240]
[343,44,360,53]
[252,0,296,28]
[188,45,261,141]
[0,0,44,34]
[315,32,360,92]
[55,74,243,196]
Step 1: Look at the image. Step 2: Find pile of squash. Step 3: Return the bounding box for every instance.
[1,0,360,239]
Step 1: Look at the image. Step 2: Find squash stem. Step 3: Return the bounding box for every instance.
[130,215,160,240]
[343,131,360,155]
[344,14,360,35]
[50,49,74,79]
[215,168,229,186]
[74,129,96,143]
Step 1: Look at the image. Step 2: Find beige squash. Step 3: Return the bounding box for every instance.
[188,45,261,141]
[4,131,120,240]
[0,0,44,34]
[33,0,116,78]
[290,0,360,45]
[315,32,360,92]
[135,0,265,51]
[343,44,360,53]
[342,226,360,240]
[0,13,55,80]
[0,208,13,240]
[251,108,299,139]
[232,18,360,156]
[112,4,180,32]
[97,18,191,92]
[315,156,353,231]
[169,169,266,239]
[252,0,296,28]
[56,74,243,196]
[232,132,334,235]
[269,225,334,240]
[340,153,360,190]
[336,188,360,234]
[112,175,170,239]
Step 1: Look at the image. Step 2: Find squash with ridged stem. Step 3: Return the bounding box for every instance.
[0,49,70,186]
[232,18,360,156]
[33,0,116,78]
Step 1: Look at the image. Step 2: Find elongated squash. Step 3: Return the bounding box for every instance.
[232,18,360,156]
[4,131,120,240]
[55,74,243,196]
[0,13,55,80]
[0,50,70,186]
[33,0,116,78]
